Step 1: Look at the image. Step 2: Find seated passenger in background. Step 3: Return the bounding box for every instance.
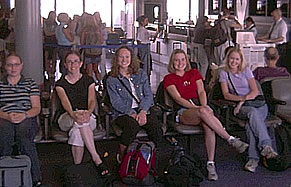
[106,45,164,164]
[164,49,248,181]
[253,47,290,81]
[55,51,108,175]
[219,47,278,173]
[0,54,42,186]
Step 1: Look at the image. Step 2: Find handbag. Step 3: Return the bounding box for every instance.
[58,112,97,132]
[243,95,266,108]
[227,72,266,108]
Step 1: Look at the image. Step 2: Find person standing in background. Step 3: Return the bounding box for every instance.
[257,8,288,44]
[192,16,211,79]
[244,17,257,38]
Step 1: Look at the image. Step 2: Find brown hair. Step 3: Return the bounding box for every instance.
[224,47,246,73]
[168,49,191,73]
[5,52,23,65]
[109,45,141,77]
[64,50,82,62]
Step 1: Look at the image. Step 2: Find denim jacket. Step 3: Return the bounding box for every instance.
[106,69,153,119]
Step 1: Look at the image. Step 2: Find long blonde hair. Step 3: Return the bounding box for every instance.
[168,49,191,73]
[224,47,246,73]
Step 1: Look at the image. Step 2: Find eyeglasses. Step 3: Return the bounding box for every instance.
[66,60,81,65]
[5,63,22,68]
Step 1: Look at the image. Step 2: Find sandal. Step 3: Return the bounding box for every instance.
[95,162,110,176]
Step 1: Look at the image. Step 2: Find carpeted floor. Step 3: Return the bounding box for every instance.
[37,132,291,187]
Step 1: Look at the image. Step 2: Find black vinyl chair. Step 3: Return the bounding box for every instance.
[271,77,291,123]
[155,81,203,155]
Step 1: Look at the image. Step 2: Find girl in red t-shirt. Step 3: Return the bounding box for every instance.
[164,49,248,181]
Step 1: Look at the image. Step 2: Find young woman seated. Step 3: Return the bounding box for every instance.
[219,47,278,173]
[163,49,248,180]
[106,45,164,164]
[55,51,108,176]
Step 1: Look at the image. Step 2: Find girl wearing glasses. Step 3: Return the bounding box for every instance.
[55,50,108,176]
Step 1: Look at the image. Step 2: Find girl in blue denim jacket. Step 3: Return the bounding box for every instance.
[106,45,163,163]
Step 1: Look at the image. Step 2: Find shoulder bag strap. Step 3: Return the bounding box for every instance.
[227,72,239,95]
[117,78,140,105]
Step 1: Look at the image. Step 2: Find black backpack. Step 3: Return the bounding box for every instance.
[263,123,291,171]
[164,144,205,187]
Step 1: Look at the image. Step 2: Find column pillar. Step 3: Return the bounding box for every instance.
[15,0,43,84]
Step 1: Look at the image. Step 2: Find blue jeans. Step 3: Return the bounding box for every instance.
[0,118,41,182]
[237,104,272,161]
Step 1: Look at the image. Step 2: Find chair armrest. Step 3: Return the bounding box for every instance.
[268,98,287,105]
[156,103,172,112]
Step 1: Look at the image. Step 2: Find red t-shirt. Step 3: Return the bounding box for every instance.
[163,69,203,100]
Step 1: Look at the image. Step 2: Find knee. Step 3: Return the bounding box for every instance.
[247,109,260,120]
[199,107,210,117]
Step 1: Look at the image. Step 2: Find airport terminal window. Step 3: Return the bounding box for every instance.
[154,6,160,20]
[208,0,235,15]
[249,0,290,17]
[41,0,55,18]
[167,0,199,24]
[56,0,83,18]
[11,0,126,29]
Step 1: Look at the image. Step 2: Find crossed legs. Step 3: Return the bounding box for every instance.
[71,125,102,165]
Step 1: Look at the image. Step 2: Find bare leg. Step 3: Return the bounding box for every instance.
[71,145,84,164]
[199,107,230,140]
[79,126,102,165]
[93,64,101,83]
[86,64,93,77]
[201,122,216,161]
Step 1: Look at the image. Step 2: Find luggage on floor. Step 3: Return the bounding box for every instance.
[119,140,156,186]
[0,155,32,187]
[263,123,291,171]
[163,143,205,187]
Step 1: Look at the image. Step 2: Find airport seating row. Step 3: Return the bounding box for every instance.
[35,77,291,155]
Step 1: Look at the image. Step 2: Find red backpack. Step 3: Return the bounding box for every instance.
[119,140,156,185]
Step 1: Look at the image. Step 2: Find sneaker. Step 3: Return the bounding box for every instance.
[207,163,218,181]
[244,159,258,173]
[260,145,278,159]
[228,138,249,153]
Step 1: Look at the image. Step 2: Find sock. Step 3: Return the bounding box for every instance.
[207,161,215,165]
[227,136,235,143]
